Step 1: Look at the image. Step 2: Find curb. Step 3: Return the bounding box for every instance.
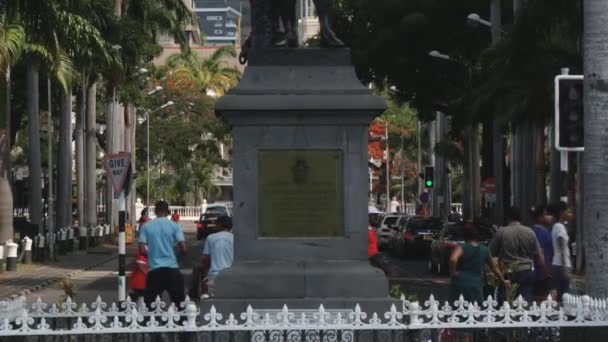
[8,253,119,300]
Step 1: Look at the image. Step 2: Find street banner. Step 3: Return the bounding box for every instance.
[103,152,132,198]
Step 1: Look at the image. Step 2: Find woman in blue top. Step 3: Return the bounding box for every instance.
[531,205,553,300]
[449,224,510,304]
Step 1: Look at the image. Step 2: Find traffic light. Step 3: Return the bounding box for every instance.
[555,75,584,151]
[424,166,434,188]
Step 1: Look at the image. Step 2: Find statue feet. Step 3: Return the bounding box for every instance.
[273,31,299,48]
[319,19,345,47]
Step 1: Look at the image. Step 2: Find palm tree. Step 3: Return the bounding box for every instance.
[6,0,73,232]
[584,0,608,297]
[166,46,241,96]
[0,12,24,242]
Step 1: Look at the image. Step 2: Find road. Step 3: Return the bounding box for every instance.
[24,225,450,305]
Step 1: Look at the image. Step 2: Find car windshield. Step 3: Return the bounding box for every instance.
[206,207,227,215]
[407,217,442,232]
[383,216,400,227]
[444,224,494,241]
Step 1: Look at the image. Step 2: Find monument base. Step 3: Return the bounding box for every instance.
[203,261,394,315]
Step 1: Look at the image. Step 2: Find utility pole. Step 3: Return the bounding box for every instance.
[583,0,608,298]
[400,135,405,213]
[384,122,390,213]
[491,0,505,225]
[417,121,422,195]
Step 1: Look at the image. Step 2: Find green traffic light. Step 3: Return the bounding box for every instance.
[426,180,433,187]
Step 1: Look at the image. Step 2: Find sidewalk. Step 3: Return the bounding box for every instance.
[0,244,136,300]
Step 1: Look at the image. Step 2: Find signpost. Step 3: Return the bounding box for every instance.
[103,152,132,302]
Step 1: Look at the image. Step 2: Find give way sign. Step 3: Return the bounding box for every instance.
[103,152,132,198]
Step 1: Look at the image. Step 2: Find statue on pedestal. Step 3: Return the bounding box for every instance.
[240,0,345,63]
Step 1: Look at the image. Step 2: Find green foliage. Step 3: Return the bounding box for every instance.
[471,0,582,126]
[135,58,238,205]
[164,46,240,96]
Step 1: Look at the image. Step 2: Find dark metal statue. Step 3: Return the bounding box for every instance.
[239,0,344,64]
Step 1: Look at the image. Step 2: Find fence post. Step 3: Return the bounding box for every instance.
[5,240,18,271]
[36,234,45,261]
[0,245,4,273]
[68,227,74,252]
[79,226,87,250]
[22,237,32,264]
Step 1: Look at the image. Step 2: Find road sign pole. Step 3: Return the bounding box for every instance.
[118,191,126,302]
[103,152,131,302]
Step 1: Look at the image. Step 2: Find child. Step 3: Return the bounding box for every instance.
[129,248,148,301]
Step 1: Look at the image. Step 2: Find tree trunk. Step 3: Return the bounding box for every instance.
[125,104,137,229]
[0,67,13,242]
[56,87,72,230]
[114,0,122,17]
[583,0,608,297]
[26,61,43,228]
[75,84,85,235]
[534,123,546,206]
[85,82,97,227]
[472,124,481,219]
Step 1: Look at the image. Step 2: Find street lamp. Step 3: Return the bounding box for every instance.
[466,13,506,33]
[148,86,163,96]
[144,101,174,212]
[428,50,452,61]
[466,13,492,28]
[372,118,390,214]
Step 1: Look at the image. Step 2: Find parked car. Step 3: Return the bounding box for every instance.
[429,220,496,275]
[196,212,222,240]
[397,216,444,258]
[205,202,233,217]
[376,215,406,250]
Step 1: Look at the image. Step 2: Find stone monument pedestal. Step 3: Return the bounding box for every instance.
[206,49,393,315]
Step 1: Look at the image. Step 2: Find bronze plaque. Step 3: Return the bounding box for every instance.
[258,150,343,237]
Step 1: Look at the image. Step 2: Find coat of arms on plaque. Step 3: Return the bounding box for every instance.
[291,158,309,185]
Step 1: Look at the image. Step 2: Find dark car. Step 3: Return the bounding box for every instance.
[429,220,496,275]
[196,213,222,240]
[399,216,444,258]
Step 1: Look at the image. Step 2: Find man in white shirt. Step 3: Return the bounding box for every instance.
[201,215,233,297]
[548,202,573,301]
[390,197,400,213]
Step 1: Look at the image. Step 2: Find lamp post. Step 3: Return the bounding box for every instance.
[428,49,477,220]
[143,101,174,212]
[466,9,506,225]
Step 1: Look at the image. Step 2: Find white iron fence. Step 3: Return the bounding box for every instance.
[0,294,607,338]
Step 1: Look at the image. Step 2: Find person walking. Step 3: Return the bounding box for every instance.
[448,224,510,342]
[138,201,186,305]
[547,202,573,301]
[449,224,510,303]
[201,215,233,297]
[171,210,180,223]
[129,247,148,301]
[531,206,554,301]
[490,207,545,302]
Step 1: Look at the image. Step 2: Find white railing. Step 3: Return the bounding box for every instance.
[402,203,463,216]
[1,294,607,336]
[169,206,205,221]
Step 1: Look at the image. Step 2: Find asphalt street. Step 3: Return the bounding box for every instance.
[24,224,450,305]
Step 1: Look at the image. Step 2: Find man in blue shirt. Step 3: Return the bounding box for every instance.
[202,215,233,297]
[138,201,186,305]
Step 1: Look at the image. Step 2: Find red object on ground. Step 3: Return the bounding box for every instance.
[368,227,379,257]
[130,249,148,291]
